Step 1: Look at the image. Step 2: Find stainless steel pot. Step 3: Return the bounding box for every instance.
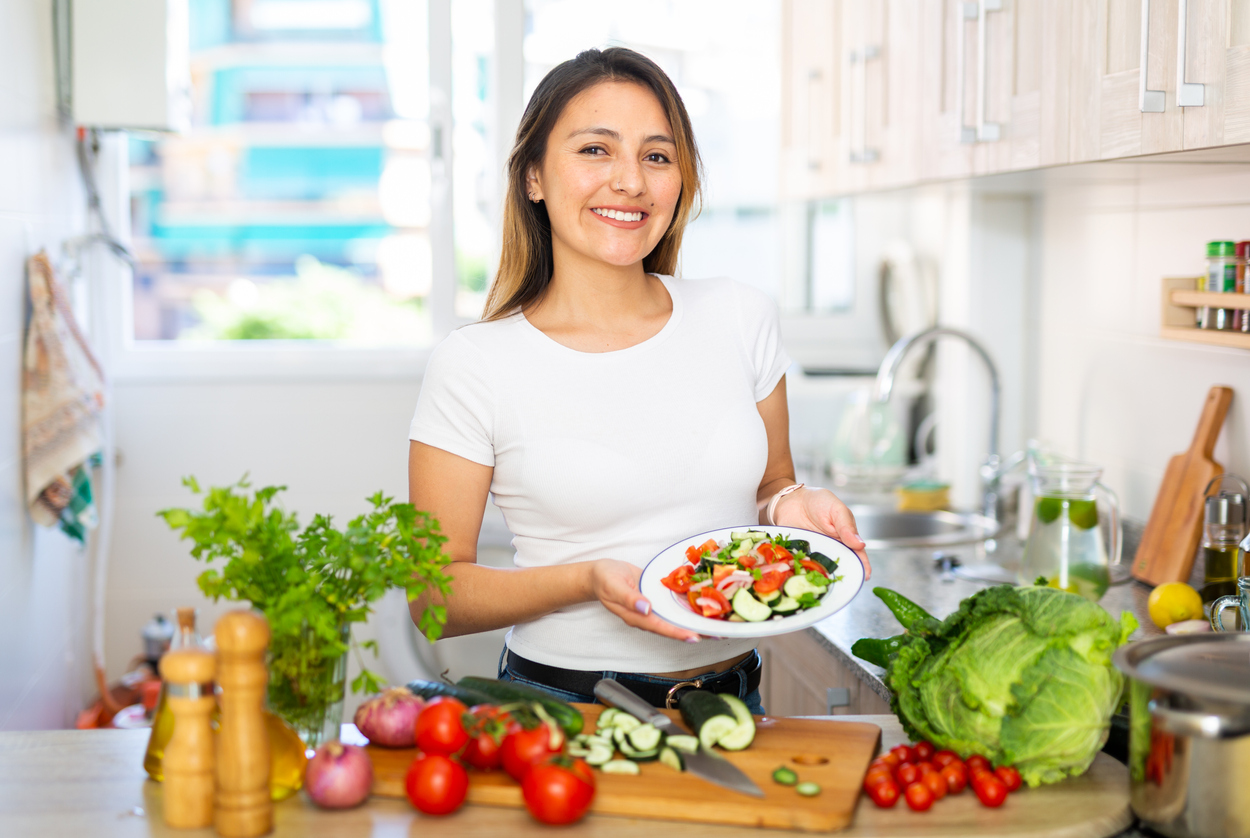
[1113,633,1250,838]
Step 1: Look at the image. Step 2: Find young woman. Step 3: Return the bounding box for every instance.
[408,47,868,713]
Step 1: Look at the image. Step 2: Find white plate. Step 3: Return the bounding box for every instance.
[639,525,865,638]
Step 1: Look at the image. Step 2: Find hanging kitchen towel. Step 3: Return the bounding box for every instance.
[22,251,105,542]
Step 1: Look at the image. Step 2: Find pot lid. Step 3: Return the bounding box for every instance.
[1113,633,1250,706]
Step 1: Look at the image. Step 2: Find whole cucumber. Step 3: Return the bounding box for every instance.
[456,676,584,736]
[405,678,496,707]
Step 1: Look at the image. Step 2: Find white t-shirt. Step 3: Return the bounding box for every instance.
[409,275,792,672]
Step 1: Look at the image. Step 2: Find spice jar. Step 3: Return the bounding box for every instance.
[1239,241,1250,333]
[1203,241,1237,330]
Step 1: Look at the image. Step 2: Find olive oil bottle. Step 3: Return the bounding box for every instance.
[1200,477,1247,605]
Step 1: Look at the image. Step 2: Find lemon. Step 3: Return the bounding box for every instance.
[1148,582,1203,629]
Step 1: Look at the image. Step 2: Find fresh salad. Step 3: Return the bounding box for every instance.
[660,530,841,622]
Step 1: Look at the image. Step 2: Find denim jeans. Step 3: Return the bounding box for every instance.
[497,647,767,715]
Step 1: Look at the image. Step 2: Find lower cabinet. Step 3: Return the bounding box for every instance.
[757,630,892,717]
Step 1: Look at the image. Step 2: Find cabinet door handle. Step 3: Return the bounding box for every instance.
[1176,0,1204,107]
[849,45,880,164]
[1139,0,1165,112]
[956,1,978,144]
[975,0,1002,141]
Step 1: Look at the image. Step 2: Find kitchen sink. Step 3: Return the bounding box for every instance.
[848,505,1000,549]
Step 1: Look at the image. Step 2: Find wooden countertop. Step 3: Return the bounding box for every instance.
[0,716,1132,837]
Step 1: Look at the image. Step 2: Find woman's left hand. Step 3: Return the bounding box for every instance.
[774,487,871,579]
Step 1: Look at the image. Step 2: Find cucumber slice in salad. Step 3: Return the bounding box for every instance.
[783,574,827,599]
[731,587,773,622]
[771,596,801,613]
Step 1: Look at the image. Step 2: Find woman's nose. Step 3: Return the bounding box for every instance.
[611,158,645,196]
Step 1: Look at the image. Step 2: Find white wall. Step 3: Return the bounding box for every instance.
[1032,161,1250,519]
[0,0,94,730]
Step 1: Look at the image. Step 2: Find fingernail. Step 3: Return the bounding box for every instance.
[635,600,651,616]
[685,635,701,643]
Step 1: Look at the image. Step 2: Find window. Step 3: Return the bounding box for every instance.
[127,0,442,345]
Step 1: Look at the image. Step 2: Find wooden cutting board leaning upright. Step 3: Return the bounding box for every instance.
[1132,386,1234,586]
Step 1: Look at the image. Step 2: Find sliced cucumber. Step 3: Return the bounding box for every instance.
[626,723,662,752]
[601,760,641,776]
[612,728,631,748]
[757,588,781,604]
[727,614,746,622]
[772,765,798,786]
[611,714,641,733]
[622,747,660,762]
[730,530,765,542]
[584,744,615,766]
[597,708,619,728]
[659,747,685,772]
[784,574,826,599]
[771,596,800,613]
[716,694,757,751]
[585,735,613,749]
[732,587,773,622]
[796,782,822,797]
[678,691,739,750]
[567,744,593,758]
[665,735,699,754]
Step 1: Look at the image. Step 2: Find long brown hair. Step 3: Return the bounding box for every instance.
[482,47,703,321]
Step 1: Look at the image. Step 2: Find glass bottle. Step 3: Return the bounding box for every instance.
[144,607,201,780]
[1200,476,1248,605]
[1235,241,1249,333]
[142,608,308,800]
[1202,241,1237,330]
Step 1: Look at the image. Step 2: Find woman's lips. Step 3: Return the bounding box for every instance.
[590,207,648,228]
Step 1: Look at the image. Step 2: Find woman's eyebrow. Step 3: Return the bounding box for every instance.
[568,126,676,145]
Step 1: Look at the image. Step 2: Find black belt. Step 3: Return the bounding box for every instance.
[506,649,762,709]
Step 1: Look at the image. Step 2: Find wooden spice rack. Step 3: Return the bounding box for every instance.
[1160,277,1250,349]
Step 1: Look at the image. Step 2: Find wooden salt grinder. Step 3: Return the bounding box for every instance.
[160,648,216,829]
[214,610,272,837]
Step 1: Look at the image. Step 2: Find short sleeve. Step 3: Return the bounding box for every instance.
[409,330,496,467]
[732,281,793,401]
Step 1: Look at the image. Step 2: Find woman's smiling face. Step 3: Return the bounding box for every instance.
[528,81,684,271]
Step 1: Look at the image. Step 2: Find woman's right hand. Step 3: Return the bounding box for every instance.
[589,559,703,643]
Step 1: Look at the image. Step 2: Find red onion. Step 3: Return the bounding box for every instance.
[689,579,713,592]
[305,741,373,809]
[353,687,426,747]
[716,571,753,591]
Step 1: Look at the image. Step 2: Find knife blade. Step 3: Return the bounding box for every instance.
[593,678,764,798]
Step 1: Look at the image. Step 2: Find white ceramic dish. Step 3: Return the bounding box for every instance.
[639,526,865,638]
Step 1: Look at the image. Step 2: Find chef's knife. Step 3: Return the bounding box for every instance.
[593,678,764,798]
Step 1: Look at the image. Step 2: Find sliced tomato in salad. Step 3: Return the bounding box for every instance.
[661,564,694,593]
[799,558,829,577]
[753,570,786,595]
[756,542,793,564]
[711,564,735,587]
[689,587,731,618]
[685,538,721,564]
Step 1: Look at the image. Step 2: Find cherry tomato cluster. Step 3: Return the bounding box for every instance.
[403,697,595,825]
[861,740,1023,813]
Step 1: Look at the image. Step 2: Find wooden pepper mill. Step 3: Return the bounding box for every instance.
[159,648,216,829]
[214,610,272,837]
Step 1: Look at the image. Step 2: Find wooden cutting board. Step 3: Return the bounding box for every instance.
[368,704,881,832]
[1132,385,1233,585]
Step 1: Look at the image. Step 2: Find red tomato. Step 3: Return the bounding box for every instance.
[696,588,731,618]
[913,741,936,762]
[460,706,510,772]
[865,777,900,808]
[521,756,596,825]
[754,570,784,595]
[661,565,694,594]
[877,751,902,770]
[904,781,934,812]
[972,772,1008,808]
[940,762,968,794]
[895,762,920,786]
[994,766,1023,792]
[915,761,937,777]
[500,724,563,781]
[798,558,828,577]
[890,744,916,764]
[965,754,991,774]
[921,771,947,802]
[931,750,960,769]
[415,697,470,755]
[712,564,735,586]
[738,554,758,569]
[405,753,469,816]
[864,766,894,789]
[756,542,794,564]
[685,545,702,564]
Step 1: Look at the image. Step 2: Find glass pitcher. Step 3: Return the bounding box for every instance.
[1019,457,1122,601]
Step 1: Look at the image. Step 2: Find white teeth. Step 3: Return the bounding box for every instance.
[593,208,642,222]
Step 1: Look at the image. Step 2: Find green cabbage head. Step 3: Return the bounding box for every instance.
[855,585,1137,787]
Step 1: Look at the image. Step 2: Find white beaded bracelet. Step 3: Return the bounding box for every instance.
[764,483,805,526]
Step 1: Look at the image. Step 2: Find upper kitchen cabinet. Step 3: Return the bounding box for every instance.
[781,0,846,199]
[1051,0,1250,162]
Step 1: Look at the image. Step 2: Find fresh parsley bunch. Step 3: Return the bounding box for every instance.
[159,477,452,728]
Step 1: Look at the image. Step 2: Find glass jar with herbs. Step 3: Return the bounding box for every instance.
[159,478,452,747]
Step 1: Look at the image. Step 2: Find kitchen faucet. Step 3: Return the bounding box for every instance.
[873,326,1002,524]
